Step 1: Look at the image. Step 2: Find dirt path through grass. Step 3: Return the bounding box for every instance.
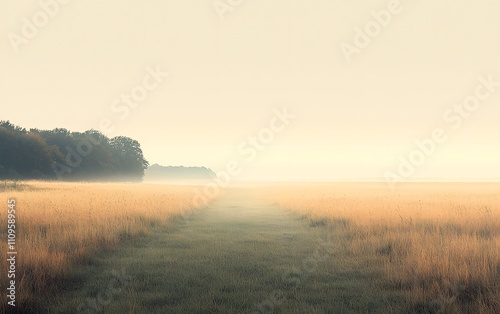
[50,188,406,313]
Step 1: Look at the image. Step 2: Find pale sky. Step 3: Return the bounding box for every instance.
[1,0,499,181]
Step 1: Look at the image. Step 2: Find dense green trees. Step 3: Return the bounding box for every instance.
[0,121,149,181]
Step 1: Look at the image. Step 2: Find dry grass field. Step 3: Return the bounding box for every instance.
[0,181,206,312]
[262,182,500,313]
[2,181,499,313]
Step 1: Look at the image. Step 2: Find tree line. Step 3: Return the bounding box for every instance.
[0,121,149,181]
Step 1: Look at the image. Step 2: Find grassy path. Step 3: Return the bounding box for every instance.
[49,188,406,313]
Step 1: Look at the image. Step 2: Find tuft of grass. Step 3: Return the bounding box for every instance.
[0,180,33,191]
[308,217,328,227]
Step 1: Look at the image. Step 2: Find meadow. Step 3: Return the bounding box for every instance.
[1,181,499,313]
[0,181,205,312]
[263,182,500,313]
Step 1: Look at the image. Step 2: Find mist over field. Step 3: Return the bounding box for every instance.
[1,0,500,313]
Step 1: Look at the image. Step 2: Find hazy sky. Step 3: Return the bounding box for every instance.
[1,0,499,181]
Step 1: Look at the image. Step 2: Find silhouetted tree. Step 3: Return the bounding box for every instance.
[0,121,149,181]
[110,136,149,181]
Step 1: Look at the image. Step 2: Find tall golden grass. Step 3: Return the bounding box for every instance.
[264,182,500,313]
[0,181,205,312]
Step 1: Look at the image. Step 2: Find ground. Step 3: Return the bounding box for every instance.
[48,188,407,313]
